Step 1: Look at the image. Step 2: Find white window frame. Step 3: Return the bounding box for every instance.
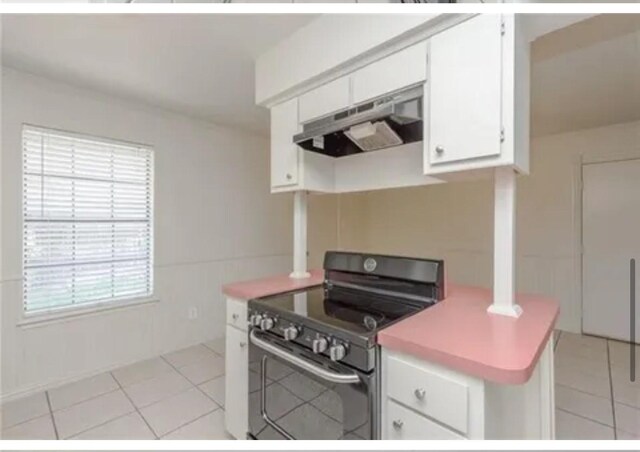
[21,124,156,322]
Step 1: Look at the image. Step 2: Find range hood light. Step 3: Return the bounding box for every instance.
[344,121,403,152]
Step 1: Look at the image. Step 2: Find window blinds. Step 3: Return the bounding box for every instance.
[22,126,153,313]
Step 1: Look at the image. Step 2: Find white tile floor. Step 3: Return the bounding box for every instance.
[0,338,230,440]
[1,332,638,440]
[553,331,640,440]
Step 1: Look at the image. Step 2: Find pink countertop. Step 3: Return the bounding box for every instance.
[378,285,559,385]
[223,272,558,385]
[222,269,324,300]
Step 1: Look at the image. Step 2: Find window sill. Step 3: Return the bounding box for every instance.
[17,296,160,329]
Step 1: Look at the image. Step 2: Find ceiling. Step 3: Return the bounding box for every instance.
[2,14,639,138]
[1,14,317,134]
[531,14,640,137]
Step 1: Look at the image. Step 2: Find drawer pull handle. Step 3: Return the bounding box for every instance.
[435,145,445,155]
[232,313,239,321]
[414,388,426,400]
[392,419,403,430]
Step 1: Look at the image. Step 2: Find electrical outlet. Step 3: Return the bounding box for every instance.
[188,307,198,320]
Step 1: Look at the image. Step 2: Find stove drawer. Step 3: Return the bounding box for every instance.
[385,399,464,440]
[386,353,469,435]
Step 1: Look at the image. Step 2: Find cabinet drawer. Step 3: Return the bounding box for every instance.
[386,354,469,434]
[226,298,247,331]
[385,399,464,440]
[352,41,427,104]
[298,76,350,123]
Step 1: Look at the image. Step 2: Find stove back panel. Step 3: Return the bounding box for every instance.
[324,251,445,302]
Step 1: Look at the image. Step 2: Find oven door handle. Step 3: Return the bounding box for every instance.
[249,330,361,385]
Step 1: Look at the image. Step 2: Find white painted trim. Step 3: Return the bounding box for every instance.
[17,296,160,329]
[290,191,310,279]
[539,338,555,439]
[489,167,522,318]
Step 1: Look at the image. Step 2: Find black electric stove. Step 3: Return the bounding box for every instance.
[248,251,445,373]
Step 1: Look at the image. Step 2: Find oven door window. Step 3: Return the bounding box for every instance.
[249,350,371,440]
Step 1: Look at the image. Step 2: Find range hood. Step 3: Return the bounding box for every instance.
[293,85,423,158]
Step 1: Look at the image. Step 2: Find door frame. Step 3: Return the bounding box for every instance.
[579,156,640,339]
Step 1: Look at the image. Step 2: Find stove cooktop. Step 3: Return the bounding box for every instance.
[250,285,430,343]
[248,252,444,373]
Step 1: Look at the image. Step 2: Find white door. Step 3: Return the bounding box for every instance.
[582,159,640,343]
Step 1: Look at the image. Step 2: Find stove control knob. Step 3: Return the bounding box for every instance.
[259,317,275,331]
[249,314,262,327]
[312,337,329,354]
[249,313,263,327]
[283,326,300,341]
[329,343,347,362]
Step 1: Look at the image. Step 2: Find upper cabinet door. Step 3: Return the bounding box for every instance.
[352,41,427,104]
[298,76,351,124]
[271,98,299,189]
[428,15,503,165]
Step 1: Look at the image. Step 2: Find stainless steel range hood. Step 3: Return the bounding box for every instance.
[293,85,423,158]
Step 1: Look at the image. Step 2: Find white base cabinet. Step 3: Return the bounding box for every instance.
[224,297,249,440]
[381,338,555,440]
[381,348,485,439]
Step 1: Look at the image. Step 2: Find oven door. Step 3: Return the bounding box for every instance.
[248,329,376,440]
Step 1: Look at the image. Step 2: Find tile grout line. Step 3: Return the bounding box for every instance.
[554,397,615,428]
[555,407,617,432]
[62,405,137,440]
[2,387,121,433]
[155,355,225,435]
[110,371,159,440]
[44,391,59,440]
[44,380,123,415]
[158,406,221,439]
[44,352,215,440]
[52,376,135,440]
[159,353,226,418]
[554,382,612,401]
[606,340,618,439]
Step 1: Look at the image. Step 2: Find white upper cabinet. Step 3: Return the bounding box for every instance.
[298,76,351,123]
[425,14,529,176]
[428,15,503,167]
[264,14,529,192]
[270,98,300,189]
[352,41,428,104]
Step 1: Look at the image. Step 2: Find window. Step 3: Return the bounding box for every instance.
[22,126,154,314]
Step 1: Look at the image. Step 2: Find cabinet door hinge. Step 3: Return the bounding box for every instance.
[500,127,505,143]
[500,21,506,36]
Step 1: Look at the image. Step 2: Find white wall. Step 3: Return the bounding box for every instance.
[339,120,640,333]
[0,68,331,400]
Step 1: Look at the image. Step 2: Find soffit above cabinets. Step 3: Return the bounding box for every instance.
[255,14,470,108]
[255,14,598,109]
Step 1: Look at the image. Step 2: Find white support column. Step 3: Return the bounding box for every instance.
[488,167,522,318]
[290,191,311,279]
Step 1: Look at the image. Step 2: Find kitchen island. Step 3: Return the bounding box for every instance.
[221,271,559,440]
